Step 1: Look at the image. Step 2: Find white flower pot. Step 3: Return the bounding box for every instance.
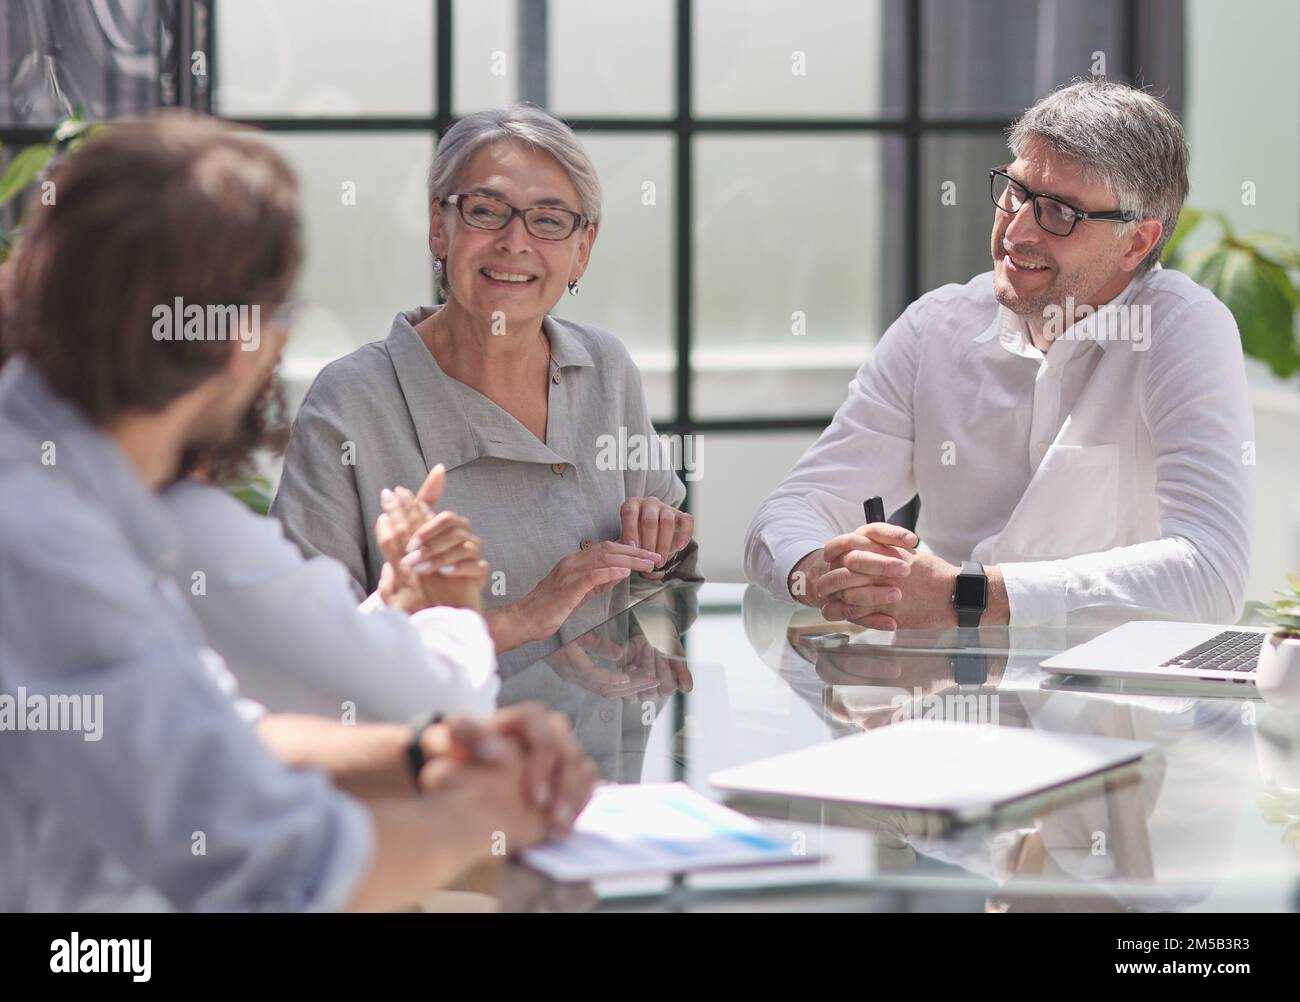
[1256,635,1300,711]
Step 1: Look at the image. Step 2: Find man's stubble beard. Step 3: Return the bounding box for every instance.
[994,259,1108,328]
[177,370,288,482]
[995,274,1061,319]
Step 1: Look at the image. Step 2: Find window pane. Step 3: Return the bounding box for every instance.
[267,133,436,383]
[922,0,1129,117]
[920,132,1009,293]
[548,0,674,117]
[453,0,521,114]
[688,431,826,583]
[216,0,434,116]
[694,0,903,118]
[693,134,900,419]
[549,134,675,423]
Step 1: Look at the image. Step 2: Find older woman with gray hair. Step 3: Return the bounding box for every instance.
[273,104,695,673]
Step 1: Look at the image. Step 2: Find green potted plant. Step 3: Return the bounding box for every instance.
[1256,572,1300,709]
[1162,208,1300,379]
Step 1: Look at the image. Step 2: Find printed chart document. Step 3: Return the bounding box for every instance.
[521,782,811,882]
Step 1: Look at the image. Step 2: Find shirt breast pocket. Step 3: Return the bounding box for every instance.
[1000,442,1119,560]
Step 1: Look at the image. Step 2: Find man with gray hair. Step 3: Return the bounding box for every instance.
[746,79,1255,632]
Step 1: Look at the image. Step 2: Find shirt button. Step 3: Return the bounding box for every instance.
[600,707,615,723]
[580,538,592,550]
[1036,442,1048,455]
[551,462,565,476]
[552,370,562,385]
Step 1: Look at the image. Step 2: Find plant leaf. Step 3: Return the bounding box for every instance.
[1241,231,1300,271]
[1161,207,1205,264]
[53,115,90,145]
[228,485,272,516]
[0,143,53,207]
[1191,245,1300,378]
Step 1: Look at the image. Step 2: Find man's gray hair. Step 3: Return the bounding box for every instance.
[1007,78,1188,272]
[428,103,602,227]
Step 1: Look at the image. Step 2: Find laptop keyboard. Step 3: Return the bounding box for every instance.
[1159,630,1263,673]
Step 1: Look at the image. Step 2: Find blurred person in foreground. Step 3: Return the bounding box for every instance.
[0,111,594,912]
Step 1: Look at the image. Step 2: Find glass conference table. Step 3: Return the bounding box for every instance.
[486,580,1300,913]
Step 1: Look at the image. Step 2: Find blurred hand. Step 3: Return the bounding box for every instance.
[417,727,551,857]
[420,703,598,837]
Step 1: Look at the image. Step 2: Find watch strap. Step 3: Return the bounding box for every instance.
[406,711,444,788]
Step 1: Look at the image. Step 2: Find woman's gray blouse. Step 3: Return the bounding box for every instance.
[271,306,688,673]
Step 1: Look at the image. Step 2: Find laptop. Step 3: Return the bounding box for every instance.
[709,720,1153,829]
[1039,621,1268,689]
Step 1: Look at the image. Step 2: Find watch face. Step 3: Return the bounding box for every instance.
[954,574,987,608]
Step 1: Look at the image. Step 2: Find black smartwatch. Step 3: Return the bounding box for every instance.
[952,560,988,629]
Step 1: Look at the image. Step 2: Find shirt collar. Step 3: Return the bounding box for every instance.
[383,306,580,473]
[0,356,183,570]
[976,264,1154,359]
[542,313,595,369]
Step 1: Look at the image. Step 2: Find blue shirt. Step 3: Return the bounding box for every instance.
[0,357,372,911]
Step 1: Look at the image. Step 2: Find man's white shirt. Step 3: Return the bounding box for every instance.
[745,264,1255,628]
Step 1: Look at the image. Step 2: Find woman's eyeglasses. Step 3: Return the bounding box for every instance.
[444,193,586,241]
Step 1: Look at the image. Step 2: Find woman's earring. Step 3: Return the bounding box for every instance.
[433,258,443,272]
[567,280,579,296]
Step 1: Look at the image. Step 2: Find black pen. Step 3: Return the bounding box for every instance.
[864,496,919,550]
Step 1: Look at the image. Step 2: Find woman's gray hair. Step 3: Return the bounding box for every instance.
[1007,78,1188,273]
[427,104,601,257]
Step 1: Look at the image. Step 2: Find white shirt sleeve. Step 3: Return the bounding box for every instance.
[744,304,921,599]
[165,481,499,722]
[358,592,499,716]
[1000,297,1256,628]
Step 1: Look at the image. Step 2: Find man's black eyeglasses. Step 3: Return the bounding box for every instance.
[989,167,1135,237]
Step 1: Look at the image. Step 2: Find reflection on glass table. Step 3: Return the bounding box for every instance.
[482,581,1300,913]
